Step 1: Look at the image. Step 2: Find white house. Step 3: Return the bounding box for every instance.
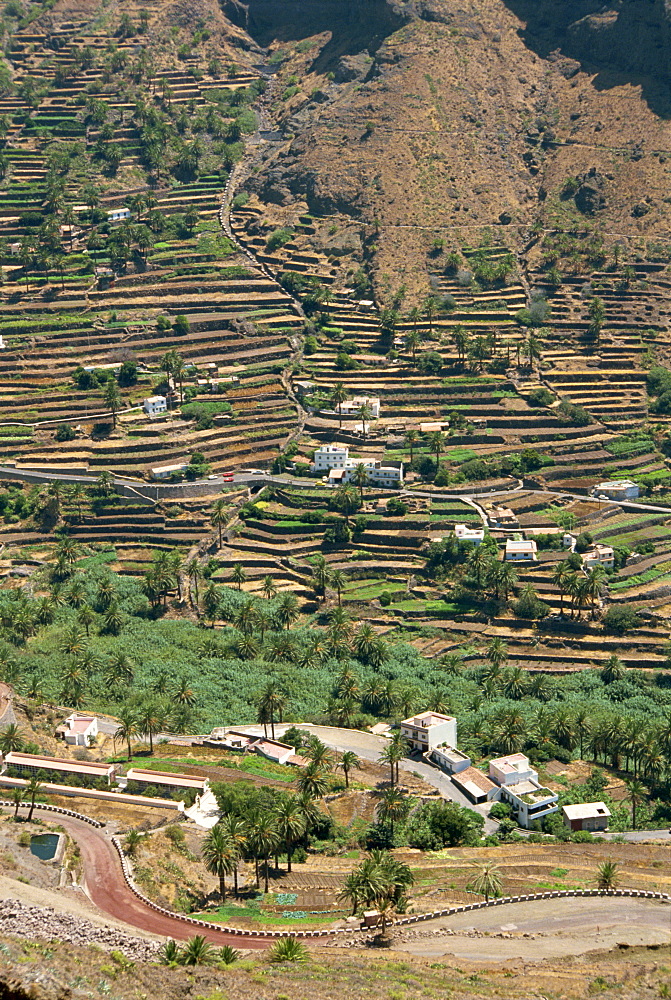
[143,395,167,418]
[582,544,615,571]
[337,396,381,419]
[454,523,485,545]
[401,711,457,752]
[451,766,498,804]
[591,479,640,501]
[505,538,537,562]
[488,753,558,829]
[562,802,611,832]
[55,714,98,747]
[430,743,471,774]
[311,445,403,487]
[150,461,188,480]
[489,752,537,786]
[312,444,349,473]
[107,207,132,224]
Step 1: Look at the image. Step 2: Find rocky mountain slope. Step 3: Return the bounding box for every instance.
[224,0,671,299]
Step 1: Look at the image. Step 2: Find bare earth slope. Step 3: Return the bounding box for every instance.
[236,0,671,298]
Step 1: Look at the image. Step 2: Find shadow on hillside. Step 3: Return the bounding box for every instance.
[240,0,408,75]
[503,0,671,119]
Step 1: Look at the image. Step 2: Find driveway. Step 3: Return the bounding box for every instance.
[237,724,498,833]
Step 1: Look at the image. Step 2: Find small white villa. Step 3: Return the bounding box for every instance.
[107,207,132,224]
[591,479,639,501]
[143,395,167,418]
[505,538,537,562]
[454,523,485,545]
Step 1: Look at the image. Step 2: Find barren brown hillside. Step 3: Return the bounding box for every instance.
[235,0,671,299]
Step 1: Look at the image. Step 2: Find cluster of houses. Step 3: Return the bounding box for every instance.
[311,444,403,488]
[400,711,610,832]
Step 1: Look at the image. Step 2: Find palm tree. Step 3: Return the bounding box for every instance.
[305,738,334,770]
[427,430,446,471]
[338,750,360,788]
[331,382,348,428]
[330,569,347,606]
[275,593,299,631]
[180,935,214,966]
[275,795,306,873]
[114,709,139,761]
[26,775,44,822]
[202,824,235,900]
[217,815,246,896]
[351,463,369,501]
[485,637,507,671]
[249,814,280,892]
[231,563,246,591]
[311,554,330,601]
[552,562,572,617]
[377,786,409,837]
[405,429,418,465]
[595,861,619,890]
[405,329,420,360]
[185,557,203,607]
[103,379,122,427]
[296,764,329,799]
[257,682,286,740]
[0,723,25,754]
[137,701,164,753]
[467,862,502,902]
[602,654,626,685]
[10,786,24,819]
[211,498,227,547]
[624,778,646,831]
[261,575,277,601]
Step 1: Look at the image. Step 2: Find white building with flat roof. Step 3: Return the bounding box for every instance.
[488,753,558,828]
[454,523,485,545]
[107,207,131,223]
[55,714,98,747]
[592,479,639,501]
[401,711,457,752]
[337,396,380,419]
[582,544,614,571]
[312,445,403,487]
[505,538,537,562]
[151,461,188,480]
[430,744,471,774]
[143,395,167,418]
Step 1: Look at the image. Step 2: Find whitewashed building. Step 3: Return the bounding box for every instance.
[401,711,457,752]
[143,395,167,418]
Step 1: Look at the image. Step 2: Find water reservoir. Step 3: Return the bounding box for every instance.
[29,833,60,861]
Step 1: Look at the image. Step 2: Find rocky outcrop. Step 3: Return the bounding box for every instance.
[505,0,671,92]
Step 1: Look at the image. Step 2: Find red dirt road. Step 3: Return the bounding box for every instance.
[57,814,275,948]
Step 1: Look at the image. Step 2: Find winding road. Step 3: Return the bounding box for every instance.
[50,811,273,948]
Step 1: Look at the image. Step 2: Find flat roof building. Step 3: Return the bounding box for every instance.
[55,714,98,747]
[454,523,485,545]
[401,711,457,752]
[3,751,116,784]
[125,768,207,793]
[592,479,639,501]
[505,538,537,562]
[143,395,167,418]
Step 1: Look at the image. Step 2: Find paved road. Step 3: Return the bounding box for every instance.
[396,896,671,962]
[601,829,671,842]
[43,809,273,948]
[237,723,498,834]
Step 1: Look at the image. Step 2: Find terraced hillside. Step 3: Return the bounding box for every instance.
[0,0,304,483]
